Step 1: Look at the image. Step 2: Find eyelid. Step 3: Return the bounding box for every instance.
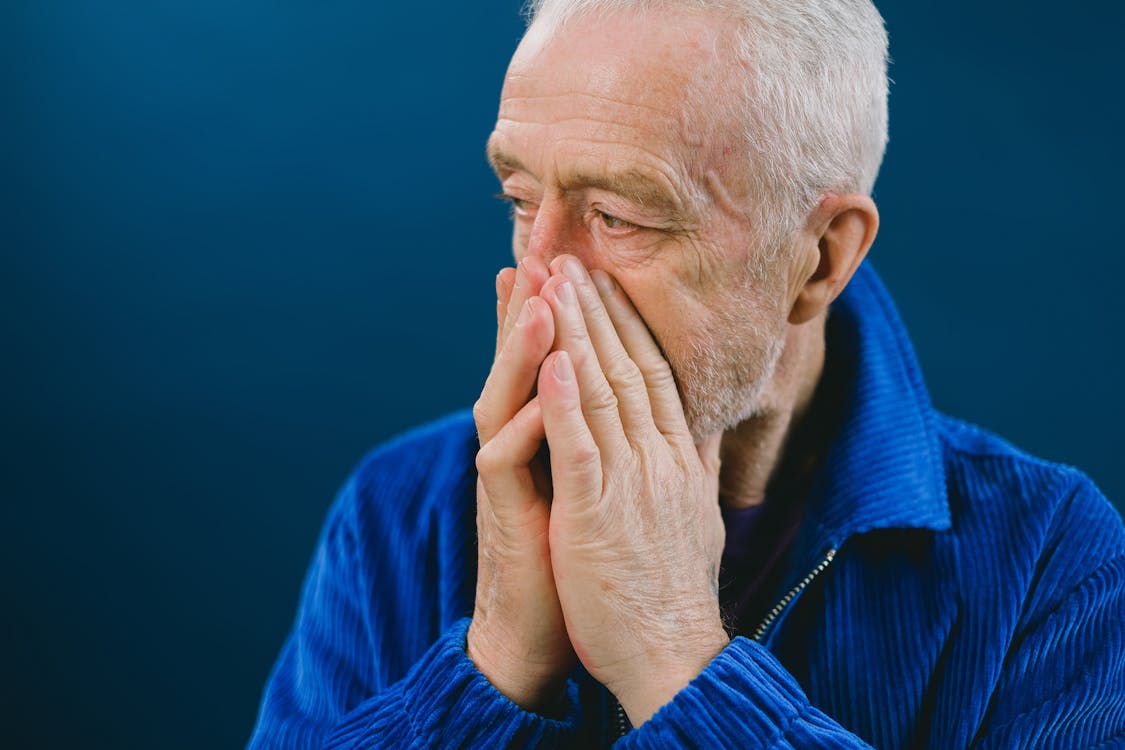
[598,210,636,229]
[588,197,648,226]
[589,209,643,236]
[589,190,676,224]
[495,192,533,204]
[495,193,539,219]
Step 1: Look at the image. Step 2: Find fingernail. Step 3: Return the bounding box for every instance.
[514,263,527,290]
[553,351,574,382]
[590,270,615,296]
[516,298,534,327]
[557,279,577,308]
[563,256,584,284]
[495,272,505,301]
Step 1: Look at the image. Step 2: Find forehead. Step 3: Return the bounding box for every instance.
[494,7,741,182]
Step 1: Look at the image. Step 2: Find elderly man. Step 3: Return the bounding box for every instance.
[249,1,1125,747]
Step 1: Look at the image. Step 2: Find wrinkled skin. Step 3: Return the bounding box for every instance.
[468,5,879,726]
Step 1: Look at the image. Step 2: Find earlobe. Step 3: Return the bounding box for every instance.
[788,195,879,325]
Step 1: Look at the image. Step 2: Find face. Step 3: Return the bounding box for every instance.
[488,7,792,439]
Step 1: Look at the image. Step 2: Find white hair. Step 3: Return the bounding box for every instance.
[522,0,890,255]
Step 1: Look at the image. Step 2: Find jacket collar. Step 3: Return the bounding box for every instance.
[796,261,951,562]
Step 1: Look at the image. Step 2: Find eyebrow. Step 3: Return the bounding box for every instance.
[486,140,526,176]
[486,139,689,219]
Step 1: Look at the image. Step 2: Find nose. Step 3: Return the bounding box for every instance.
[523,198,594,269]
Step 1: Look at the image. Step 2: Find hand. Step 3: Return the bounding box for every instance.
[536,256,730,726]
[466,256,577,710]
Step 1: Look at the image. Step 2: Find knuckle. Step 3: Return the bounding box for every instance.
[603,350,643,388]
[644,358,678,389]
[585,383,619,416]
[565,439,602,477]
[555,440,603,492]
[474,442,498,475]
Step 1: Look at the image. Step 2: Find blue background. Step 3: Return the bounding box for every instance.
[4,1,1122,747]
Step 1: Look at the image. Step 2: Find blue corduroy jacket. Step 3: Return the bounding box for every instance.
[249,264,1125,748]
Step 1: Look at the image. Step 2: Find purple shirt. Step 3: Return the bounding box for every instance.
[718,487,808,636]
[718,329,849,636]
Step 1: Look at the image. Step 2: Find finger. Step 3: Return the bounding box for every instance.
[494,267,516,358]
[695,432,725,562]
[474,295,555,444]
[588,268,690,438]
[540,274,629,453]
[500,255,550,351]
[696,432,722,481]
[550,256,654,439]
[538,351,602,505]
[475,396,547,517]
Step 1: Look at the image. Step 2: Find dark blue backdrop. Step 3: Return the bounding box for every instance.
[4,2,1122,748]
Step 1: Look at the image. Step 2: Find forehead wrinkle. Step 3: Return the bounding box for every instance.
[550,127,703,219]
[487,127,704,220]
[501,87,681,122]
[491,78,713,218]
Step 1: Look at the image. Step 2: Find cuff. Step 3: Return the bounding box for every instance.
[327,618,581,749]
[618,636,863,749]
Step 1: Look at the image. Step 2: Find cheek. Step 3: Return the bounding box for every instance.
[618,279,707,361]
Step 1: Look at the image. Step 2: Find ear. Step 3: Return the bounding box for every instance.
[787,193,879,325]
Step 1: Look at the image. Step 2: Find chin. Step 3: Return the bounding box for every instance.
[677,331,785,442]
[682,386,769,443]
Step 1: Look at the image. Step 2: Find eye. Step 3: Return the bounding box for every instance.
[598,211,636,231]
[495,193,536,218]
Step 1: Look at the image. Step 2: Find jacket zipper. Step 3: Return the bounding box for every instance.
[614,699,628,741]
[610,548,838,743]
[751,547,837,642]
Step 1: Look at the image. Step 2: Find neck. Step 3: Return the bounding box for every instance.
[717,314,828,510]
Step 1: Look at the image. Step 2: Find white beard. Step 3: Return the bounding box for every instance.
[670,273,789,441]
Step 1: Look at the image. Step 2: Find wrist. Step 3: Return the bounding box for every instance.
[466,619,571,713]
[611,627,730,727]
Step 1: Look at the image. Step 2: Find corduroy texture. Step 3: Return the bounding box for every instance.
[248,263,1125,749]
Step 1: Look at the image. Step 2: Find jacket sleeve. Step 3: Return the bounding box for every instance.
[617,638,875,749]
[968,478,1125,749]
[971,555,1125,748]
[246,481,581,750]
